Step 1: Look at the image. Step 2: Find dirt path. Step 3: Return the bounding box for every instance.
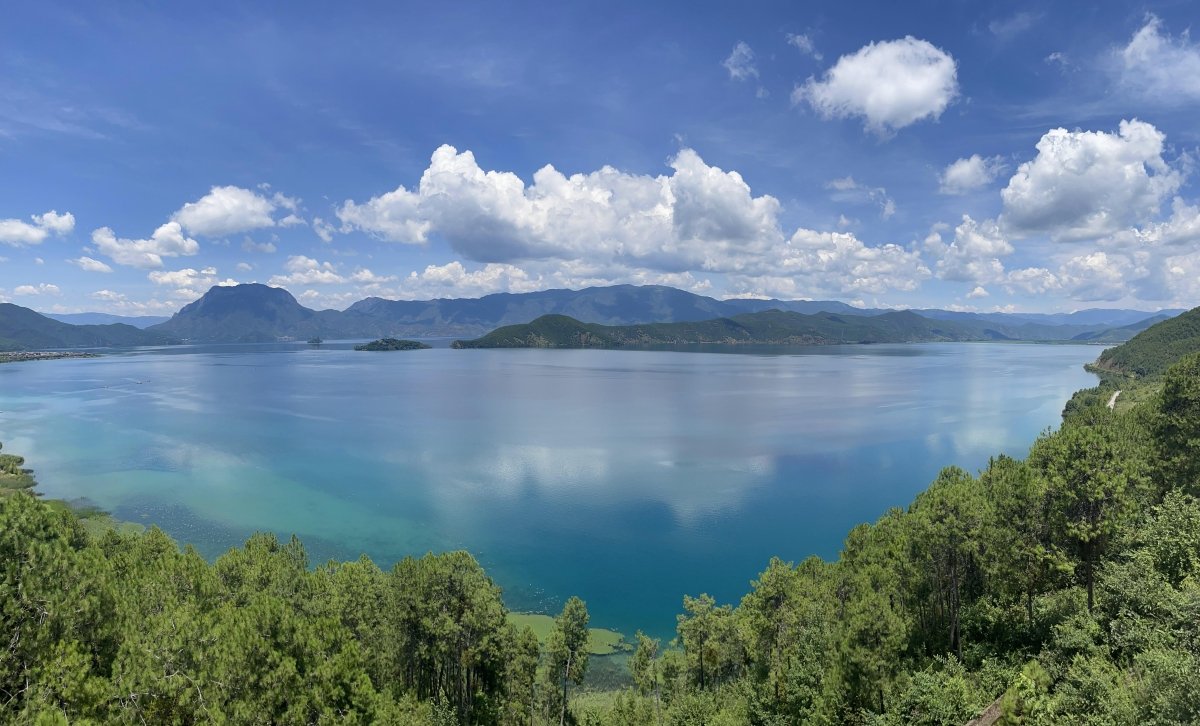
[966,698,1003,726]
[1108,390,1122,410]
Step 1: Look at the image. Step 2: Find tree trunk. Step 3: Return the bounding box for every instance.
[560,651,572,726]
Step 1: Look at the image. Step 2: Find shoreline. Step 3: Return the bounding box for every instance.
[0,351,101,364]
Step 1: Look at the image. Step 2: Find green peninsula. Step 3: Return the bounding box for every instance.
[1092,305,1200,378]
[354,338,432,351]
[453,309,1013,349]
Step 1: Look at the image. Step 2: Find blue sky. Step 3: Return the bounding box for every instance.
[2,0,1200,315]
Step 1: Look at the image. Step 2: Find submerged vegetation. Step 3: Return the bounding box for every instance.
[3,315,1200,724]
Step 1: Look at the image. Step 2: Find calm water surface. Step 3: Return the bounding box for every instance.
[0,342,1098,639]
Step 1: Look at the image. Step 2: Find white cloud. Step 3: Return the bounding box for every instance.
[91,222,200,269]
[348,268,397,284]
[794,37,958,134]
[1058,251,1135,301]
[69,256,113,273]
[337,185,431,245]
[966,286,989,299]
[401,261,542,299]
[989,12,1039,41]
[927,215,1012,283]
[0,220,47,246]
[1004,267,1061,296]
[173,185,290,237]
[32,211,75,235]
[1000,119,1183,241]
[1118,15,1200,103]
[242,238,277,254]
[1134,197,1200,247]
[726,229,930,299]
[786,33,822,60]
[825,176,895,218]
[339,145,933,300]
[312,217,335,242]
[268,255,346,286]
[236,262,254,272]
[0,210,75,246]
[339,145,778,268]
[722,41,758,81]
[939,154,1007,195]
[89,289,181,315]
[1045,51,1072,70]
[13,283,61,296]
[148,267,237,299]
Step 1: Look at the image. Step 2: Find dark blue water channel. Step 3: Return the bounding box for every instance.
[0,342,1098,641]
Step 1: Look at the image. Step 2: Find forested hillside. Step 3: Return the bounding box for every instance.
[1094,306,1200,377]
[453,310,1009,349]
[0,303,174,351]
[3,330,1200,723]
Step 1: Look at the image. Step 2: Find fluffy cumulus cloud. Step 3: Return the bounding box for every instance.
[266,255,394,290]
[1118,15,1200,103]
[1000,119,1182,241]
[927,215,1012,283]
[172,185,299,237]
[401,261,543,299]
[269,255,346,286]
[939,155,1007,195]
[88,289,181,315]
[0,210,75,246]
[13,283,61,296]
[794,37,958,134]
[1058,252,1137,302]
[1004,267,1061,296]
[338,145,776,269]
[91,222,200,269]
[337,145,932,301]
[726,229,930,299]
[148,266,238,299]
[69,256,113,273]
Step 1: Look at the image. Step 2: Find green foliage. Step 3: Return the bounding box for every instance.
[1152,352,1200,493]
[354,337,432,351]
[997,660,1051,725]
[675,594,743,691]
[1095,306,1200,377]
[0,302,173,350]
[545,596,590,725]
[451,308,1124,350]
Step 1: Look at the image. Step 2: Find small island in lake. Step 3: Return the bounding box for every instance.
[354,338,432,351]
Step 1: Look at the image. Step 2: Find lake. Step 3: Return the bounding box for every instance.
[0,342,1098,641]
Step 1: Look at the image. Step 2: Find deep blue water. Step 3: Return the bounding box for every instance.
[0,342,1098,640]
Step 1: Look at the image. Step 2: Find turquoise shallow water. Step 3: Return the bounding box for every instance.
[0,342,1098,640]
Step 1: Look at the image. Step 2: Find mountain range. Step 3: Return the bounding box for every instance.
[0,304,174,351]
[44,312,170,329]
[5,282,1182,350]
[141,283,1182,344]
[449,309,1174,349]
